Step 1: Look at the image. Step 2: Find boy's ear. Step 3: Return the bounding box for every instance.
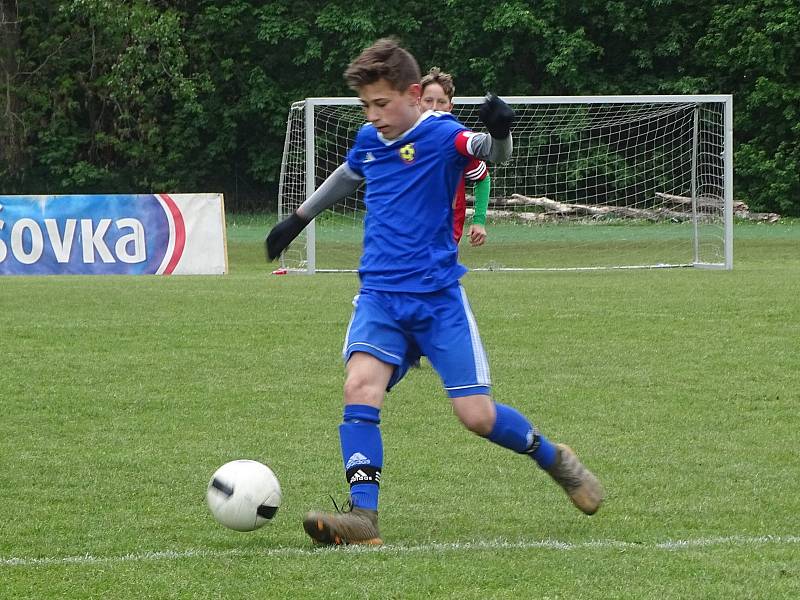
[406,83,421,103]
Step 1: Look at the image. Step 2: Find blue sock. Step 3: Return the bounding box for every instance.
[487,403,557,469]
[339,404,382,511]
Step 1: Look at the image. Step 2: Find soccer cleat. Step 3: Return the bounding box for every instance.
[303,504,383,546]
[546,444,604,515]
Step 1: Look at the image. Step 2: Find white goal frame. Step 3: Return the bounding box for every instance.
[278,94,733,273]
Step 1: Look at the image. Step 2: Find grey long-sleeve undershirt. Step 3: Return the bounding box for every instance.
[470,131,513,164]
[296,132,512,221]
[296,163,363,220]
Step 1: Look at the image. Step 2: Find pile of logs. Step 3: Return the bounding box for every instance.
[467,192,780,223]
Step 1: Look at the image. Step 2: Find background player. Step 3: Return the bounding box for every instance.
[421,67,490,247]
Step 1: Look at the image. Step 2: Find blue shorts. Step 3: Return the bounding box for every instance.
[343,284,491,398]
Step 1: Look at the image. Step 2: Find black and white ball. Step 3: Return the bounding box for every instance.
[206,460,282,531]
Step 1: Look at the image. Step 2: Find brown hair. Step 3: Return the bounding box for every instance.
[420,67,455,100]
[344,38,421,92]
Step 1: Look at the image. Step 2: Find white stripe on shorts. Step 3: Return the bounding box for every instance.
[458,285,491,386]
[342,294,360,358]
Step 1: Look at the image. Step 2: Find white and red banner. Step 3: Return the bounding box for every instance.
[0,193,227,275]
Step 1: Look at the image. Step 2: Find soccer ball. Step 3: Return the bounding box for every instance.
[206,459,282,531]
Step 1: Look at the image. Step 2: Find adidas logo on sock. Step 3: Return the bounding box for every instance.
[350,469,371,483]
[345,452,370,470]
[347,465,381,486]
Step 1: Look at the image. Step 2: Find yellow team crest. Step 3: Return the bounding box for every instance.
[398,143,415,163]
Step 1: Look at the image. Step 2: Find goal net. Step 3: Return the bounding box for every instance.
[277,95,732,272]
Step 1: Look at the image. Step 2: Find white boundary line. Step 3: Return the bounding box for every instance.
[3,535,799,568]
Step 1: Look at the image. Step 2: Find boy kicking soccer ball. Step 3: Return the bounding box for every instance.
[266,38,603,546]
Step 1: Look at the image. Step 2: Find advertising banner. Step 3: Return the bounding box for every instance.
[0,194,227,275]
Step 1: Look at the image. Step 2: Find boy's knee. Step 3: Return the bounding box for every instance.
[452,394,495,436]
[344,352,394,406]
[344,373,384,406]
[460,413,493,436]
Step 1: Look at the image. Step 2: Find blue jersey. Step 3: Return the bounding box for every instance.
[346,112,471,292]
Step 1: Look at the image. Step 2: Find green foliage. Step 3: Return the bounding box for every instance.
[695,1,800,214]
[0,0,798,214]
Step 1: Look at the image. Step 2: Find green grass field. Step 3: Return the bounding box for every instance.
[275,213,736,271]
[2,219,799,598]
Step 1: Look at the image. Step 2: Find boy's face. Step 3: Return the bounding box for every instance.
[358,78,421,140]
[420,83,453,113]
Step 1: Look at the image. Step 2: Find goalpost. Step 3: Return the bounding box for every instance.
[277,95,733,273]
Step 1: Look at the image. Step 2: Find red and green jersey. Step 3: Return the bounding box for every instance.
[453,159,488,242]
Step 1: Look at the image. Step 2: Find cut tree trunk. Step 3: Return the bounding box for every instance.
[470,192,781,222]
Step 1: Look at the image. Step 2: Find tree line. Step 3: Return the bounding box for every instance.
[1,0,798,215]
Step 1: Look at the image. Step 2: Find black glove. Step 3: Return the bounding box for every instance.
[479,93,515,140]
[265,212,309,261]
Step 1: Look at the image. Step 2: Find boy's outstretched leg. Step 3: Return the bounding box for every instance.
[453,395,604,515]
[303,353,391,545]
[303,403,383,545]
